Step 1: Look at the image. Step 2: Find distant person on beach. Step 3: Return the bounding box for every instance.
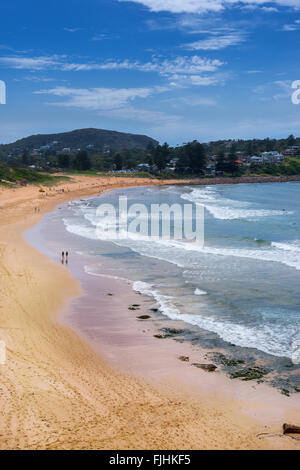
[66,251,68,264]
[61,251,64,264]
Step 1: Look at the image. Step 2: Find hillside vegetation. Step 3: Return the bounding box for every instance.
[0,163,68,186]
[0,128,158,154]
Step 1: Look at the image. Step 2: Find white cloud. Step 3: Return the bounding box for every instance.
[64,28,82,33]
[189,74,223,85]
[117,0,300,14]
[14,76,62,83]
[35,86,155,110]
[118,0,223,13]
[140,55,224,74]
[273,80,294,100]
[261,6,279,11]
[104,106,181,122]
[252,80,294,101]
[179,96,217,105]
[283,20,300,31]
[0,55,65,70]
[139,56,225,86]
[0,54,222,73]
[34,85,180,123]
[185,33,245,50]
[92,33,119,41]
[0,54,225,87]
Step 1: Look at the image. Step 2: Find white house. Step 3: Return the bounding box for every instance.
[261,152,284,163]
[250,155,263,164]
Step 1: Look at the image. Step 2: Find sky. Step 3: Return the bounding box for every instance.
[0,0,300,145]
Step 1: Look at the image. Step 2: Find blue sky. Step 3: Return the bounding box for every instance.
[0,0,300,145]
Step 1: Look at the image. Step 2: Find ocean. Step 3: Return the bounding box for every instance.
[26,182,300,388]
[58,182,300,361]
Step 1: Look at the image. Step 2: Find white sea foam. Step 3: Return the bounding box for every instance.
[194,288,207,296]
[175,311,299,359]
[64,213,300,271]
[132,281,181,319]
[84,265,132,284]
[63,221,99,240]
[271,240,300,253]
[181,187,292,220]
[124,236,300,271]
[132,282,298,359]
[172,241,300,271]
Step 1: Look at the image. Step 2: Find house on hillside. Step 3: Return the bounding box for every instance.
[283,146,300,156]
[57,148,72,155]
[205,162,216,176]
[39,144,51,151]
[250,155,263,164]
[261,151,284,163]
[137,163,150,172]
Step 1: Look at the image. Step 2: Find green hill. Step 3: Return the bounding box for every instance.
[0,128,158,155]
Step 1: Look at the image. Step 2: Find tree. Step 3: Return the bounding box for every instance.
[176,147,190,174]
[91,154,105,171]
[264,138,274,152]
[153,145,166,171]
[245,141,253,156]
[226,150,239,176]
[215,150,226,173]
[287,134,296,147]
[146,141,156,155]
[74,151,91,171]
[113,153,123,171]
[161,142,171,163]
[58,153,70,169]
[22,149,29,166]
[185,141,206,174]
[126,159,135,169]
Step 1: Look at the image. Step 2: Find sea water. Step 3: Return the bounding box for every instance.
[60,182,300,362]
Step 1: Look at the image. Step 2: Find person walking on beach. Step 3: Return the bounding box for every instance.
[66,251,68,264]
[61,251,65,264]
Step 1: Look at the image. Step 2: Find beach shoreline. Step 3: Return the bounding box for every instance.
[0,174,299,450]
[172,175,300,186]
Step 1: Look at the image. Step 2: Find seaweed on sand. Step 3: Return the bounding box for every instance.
[230,366,269,381]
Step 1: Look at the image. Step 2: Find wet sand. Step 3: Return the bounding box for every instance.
[0,174,299,449]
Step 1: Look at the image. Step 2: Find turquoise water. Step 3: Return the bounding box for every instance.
[59,182,300,361]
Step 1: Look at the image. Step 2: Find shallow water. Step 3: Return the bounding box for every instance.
[25,182,300,393]
[61,183,300,362]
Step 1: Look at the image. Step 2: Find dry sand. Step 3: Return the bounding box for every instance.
[0,174,299,450]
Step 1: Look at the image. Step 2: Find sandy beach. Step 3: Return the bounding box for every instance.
[0,174,299,450]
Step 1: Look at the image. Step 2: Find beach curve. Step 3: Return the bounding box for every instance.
[0,174,299,450]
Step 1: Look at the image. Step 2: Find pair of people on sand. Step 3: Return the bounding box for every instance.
[61,251,69,264]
